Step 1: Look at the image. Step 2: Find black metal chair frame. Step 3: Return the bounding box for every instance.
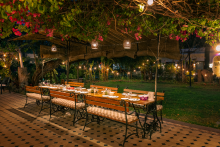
[24,87,50,114]
[49,92,86,125]
[0,77,11,94]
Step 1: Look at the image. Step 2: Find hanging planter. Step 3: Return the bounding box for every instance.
[123,39,131,49]
[91,40,98,49]
[51,44,57,52]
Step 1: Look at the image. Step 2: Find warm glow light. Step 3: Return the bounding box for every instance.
[142,63,144,65]
[213,73,214,75]
[134,70,136,72]
[187,70,189,72]
[138,3,145,12]
[147,60,149,62]
[94,67,96,70]
[79,66,81,69]
[123,39,131,49]
[117,73,119,75]
[178,66,180,69]
[205,74,207,76]
[62,61,65,65]
[15,57,18,60]
[4,65,6,67]
[89,68,92,71]
[91,40,98,49]
[147,0,154,5]
[128,72,130,74]
[193,73,195,76]
[107,68,109,71]
[112,71,114,73]
[175,64,178,67]
[209,63,213,68]
[51,44,57,52]
[183,68,185,71]
[4,54,6,57]
[216,44,220,51]
[138,66,140,68]
[154,62,155,64]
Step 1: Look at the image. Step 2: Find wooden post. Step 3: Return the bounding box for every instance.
[66,40,70,84]
[77,62,79,82]
[155,33,160,105]
[182,60,184,82]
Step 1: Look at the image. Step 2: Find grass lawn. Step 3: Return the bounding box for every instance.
[85,80,220,129]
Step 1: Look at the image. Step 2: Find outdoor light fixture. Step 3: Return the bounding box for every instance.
[3,54,6,57]
[123,39,131,49]
[91,40,98,49]
[138,3,145,12]
[51,44,57,52]
[216,44,220,52]
[62,61,65,65]
[147,0,154,5]
[209,63,213,68]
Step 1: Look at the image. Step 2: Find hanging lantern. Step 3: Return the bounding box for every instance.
[123,39,131,49]
[51,44,57,52]
[91,40,98,49]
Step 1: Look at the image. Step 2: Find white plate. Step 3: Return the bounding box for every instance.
[102,95,109,97]
[121,98,129,100]
[122,93,127,95]
[108,96,119,98]
[39,86,49,88]
[131,94,137,97]
[74,91,80,93]
[128,98,140,101]
[80,91,88,94]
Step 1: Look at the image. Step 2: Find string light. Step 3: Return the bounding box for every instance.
[107,68,109,71]
[213,73,214,75]
[51,44,57,52]
[183,68,185,71]
[94,67,96,70]
[4,54,6,57]
[138,66,140,68]
[91,40,98,49]
[112,71,114,73]
[4,65,6,68]
[178,66,180,69]
[128,72,130,74]
[62,61,65,65]
[205,74,207,77]
[138,3,145,12]
[193,73,195,76]
[79,66,81,69]
[142,63,144,65]
[117,73,119,75]
[89,68,92,71]
[154,62,155,64]
[134,70,136,72]
[147,60,149,62]
[15,57,18,60]
[123,39,131,49]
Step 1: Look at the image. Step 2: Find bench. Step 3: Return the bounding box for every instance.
[90,85,118,93]
[84,95,139,146]
[25,86,50,114]
[49,90,85,125]
[65,81,84,87]
[0,77,11,94]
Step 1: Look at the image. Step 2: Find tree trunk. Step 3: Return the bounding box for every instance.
[31,59,62,86]
[52,70,58,84]
[77,62,79,82]
[18,67,29,86]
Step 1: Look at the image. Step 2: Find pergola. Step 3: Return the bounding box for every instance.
[11,25,180,84]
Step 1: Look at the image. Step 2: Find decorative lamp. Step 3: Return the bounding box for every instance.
[138,3,145,12]
[147,0,154,5]
[91,40,98,49]
[51,45,57,52]
[123,39,131,49]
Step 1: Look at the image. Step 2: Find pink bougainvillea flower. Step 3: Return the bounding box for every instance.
[33,13,38,17]
[0,19,4,22]
[0,3,4,6]
[135,33,142,40]
[107,20,111,25]
[194,29,198,34]
[12,28,21,36]
[98,34,103,41]
[46,29,54,37]
[11,10,16,14]
[169,34,173,39]
[9,16,13,22]
[196,34,201,38]
[17,21,22,25]
[137,26,141,31]
[25,22,30,28]
[175,35,180,40]
[13,0,16,4]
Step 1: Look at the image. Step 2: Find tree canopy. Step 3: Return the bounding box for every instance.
[0,0,220,46]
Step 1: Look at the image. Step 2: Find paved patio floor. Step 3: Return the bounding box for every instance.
[0,91,220,147]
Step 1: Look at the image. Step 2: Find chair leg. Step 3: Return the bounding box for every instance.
[50,101,52,118]
[83,114,88,131]
[39,101,43,114]
[24,96,28,108]
[136,121,139,138]
[73,109,77,126]
[161,110,163,124]
[122,124,128,147]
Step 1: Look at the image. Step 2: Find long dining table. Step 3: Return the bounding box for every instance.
[39,85,160,138]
